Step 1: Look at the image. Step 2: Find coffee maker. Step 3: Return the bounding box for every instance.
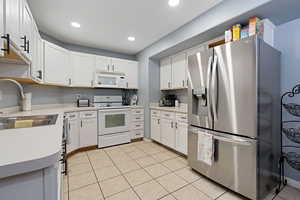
[159,95,177,107]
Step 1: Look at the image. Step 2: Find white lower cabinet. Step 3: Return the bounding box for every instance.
[151,117,161,142]
[66,112,79,153]
[151,109,188,155]
[66,111,97,153]
[130,108,144,139]
[160,118,176,148]
[79,111,97,148]
[175,122,188,155]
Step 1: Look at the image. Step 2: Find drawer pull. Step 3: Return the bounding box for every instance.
[135,117,141,120]
[70,115,76,118]
[85,114,93,116]
[136,125,141,127]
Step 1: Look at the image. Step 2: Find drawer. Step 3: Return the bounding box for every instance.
[160,111,175,120]
[80,111,97,119]
[132,108,144,115]
[65,112,78,120]
[176,113,188,123]
[131,130,144,139]
[132,114,144,122]
[131,121,144,130]
[151,110,160,118]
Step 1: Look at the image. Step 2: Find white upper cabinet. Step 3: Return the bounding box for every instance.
[44,41,71,86]
[0,0,4,57]
[172,53,187,89]
[114,59,138,89]
[124,60,138,89]
[160,52,188,90]
[5,0,20,48]
[70,52,95,87]
[31,23,43,82]
[95,55,111,72]
[20,1,33,60]
[160,58,172,90]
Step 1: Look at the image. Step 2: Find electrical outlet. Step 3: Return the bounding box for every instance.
[0,90,2,101]
[75,94,81,100]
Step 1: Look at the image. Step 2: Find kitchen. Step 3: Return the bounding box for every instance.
[1,0,300,200]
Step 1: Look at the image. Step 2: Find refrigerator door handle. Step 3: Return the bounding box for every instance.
[213,135,253,146]
[211,55,218,121]
[206,56,213,123]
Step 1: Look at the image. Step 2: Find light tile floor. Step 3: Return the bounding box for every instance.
[65,140,300,200]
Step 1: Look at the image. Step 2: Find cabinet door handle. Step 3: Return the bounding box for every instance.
[158,119,160,124]
[126,82,129,88]
[112,65,115,71]
[68,79,71,85]
[1,34,10,54]
[182,80,185,87]
[20,36,27,51]
[107,65,109,71]
[175,122,178,129]
[26,40,30,53]
[81,120,83,127]
[37,70,42,79]
[171,121,173,128]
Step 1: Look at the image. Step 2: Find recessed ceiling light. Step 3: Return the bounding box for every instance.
[128,36,135,42]
[168,0,180,7]
[71,22,81,28]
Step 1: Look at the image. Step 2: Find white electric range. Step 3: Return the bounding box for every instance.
[94,96,131,148]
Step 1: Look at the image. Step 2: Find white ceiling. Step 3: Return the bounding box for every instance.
[27,0,223,55]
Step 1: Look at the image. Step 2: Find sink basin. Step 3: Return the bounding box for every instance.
[0,114,58,130]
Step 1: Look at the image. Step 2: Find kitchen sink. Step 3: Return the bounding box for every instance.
[0,114,58,130]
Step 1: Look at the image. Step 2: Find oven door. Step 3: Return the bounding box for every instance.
[188,126,257,200]
[98,109,130,135]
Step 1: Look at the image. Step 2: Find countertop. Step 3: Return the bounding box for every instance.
[0,104,144,179]
[150,103,187,114]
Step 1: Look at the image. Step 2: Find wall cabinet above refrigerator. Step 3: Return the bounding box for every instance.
[160,52,188,90]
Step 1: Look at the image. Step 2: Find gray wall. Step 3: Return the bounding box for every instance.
[274,18,300,181]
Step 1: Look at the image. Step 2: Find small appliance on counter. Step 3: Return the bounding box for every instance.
[77,99,90,107]
[159,95,177,107]
[130,94,138,106]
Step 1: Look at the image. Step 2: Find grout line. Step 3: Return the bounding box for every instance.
[68,141,231,200]
[103,148,143,200]
[86,152,106,199]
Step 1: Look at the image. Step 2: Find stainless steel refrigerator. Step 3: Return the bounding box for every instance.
[187,36,281,200]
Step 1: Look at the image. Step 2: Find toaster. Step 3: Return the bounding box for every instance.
[77,99,90,107]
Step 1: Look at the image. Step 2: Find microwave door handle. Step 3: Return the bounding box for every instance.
[213,135,252,146]
[206,56,213,124]
[211,56,218,121]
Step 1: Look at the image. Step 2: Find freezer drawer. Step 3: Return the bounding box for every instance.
[188,126,257,200]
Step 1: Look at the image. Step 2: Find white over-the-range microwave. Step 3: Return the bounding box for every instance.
[93,71,126,88]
